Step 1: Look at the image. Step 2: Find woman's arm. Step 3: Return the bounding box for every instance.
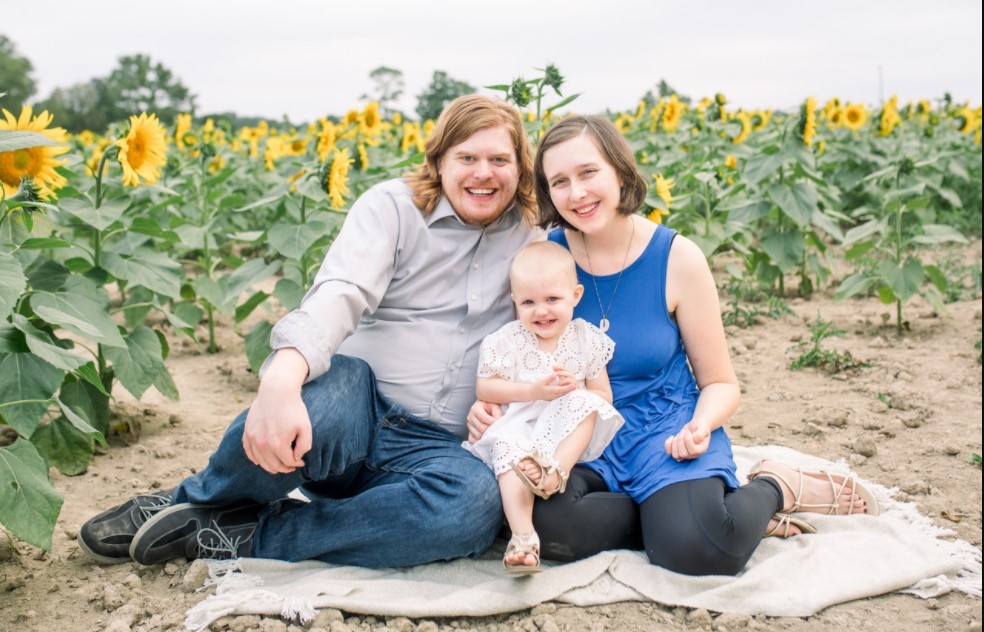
[663,235,741,460]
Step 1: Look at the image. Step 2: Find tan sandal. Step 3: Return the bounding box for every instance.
[503,531,541,575]
[748,460,880,516]
[765,512,817,538]
[510,450,569,500]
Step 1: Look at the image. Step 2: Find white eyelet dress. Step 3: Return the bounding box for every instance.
[463,318,625,476]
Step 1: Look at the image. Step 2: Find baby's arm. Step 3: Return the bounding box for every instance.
[477,371,576,404]
[583,366,614,404]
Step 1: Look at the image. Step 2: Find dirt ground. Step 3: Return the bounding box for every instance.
[1,247,981,632]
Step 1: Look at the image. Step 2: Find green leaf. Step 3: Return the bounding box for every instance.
[924,265,948,294]
[57,197,128,231]
[25,259,69,292]
[742,149,785,186]
[73,362,110,397]
[877,284,897,304]
[0,251,27,321]
[19,238,72,250]
[0,438,63,551]
[59,377,110,436]
[273,278,305,311]
[0,324,29,353]
[912,224,969,245]
[835,272,872,300]
[10,314,88,371]
[0,353,64,437]
[30,290,127,348]
[101,249,182,298]
[268,219,327,260]
[845,240,876,261]
[103,325,169,400]
[244,320,274,374]
[30,415,95,476]
[235,290,269,324]
[767,182,817,228]
[810,209,843,241]
[920,286,949,317]
[129,217,180,242]
[233,192,286,213]
[842,217,888,245]
[760,228,804,272]
[0,130,64,151]
[878,258,925,303]
[170,301,203,333]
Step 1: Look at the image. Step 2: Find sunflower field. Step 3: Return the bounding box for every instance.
[0,70,981,551]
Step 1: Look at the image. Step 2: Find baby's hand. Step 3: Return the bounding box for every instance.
[532,367,576,400]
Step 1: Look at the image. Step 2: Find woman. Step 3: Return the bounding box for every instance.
[471,115,879,576]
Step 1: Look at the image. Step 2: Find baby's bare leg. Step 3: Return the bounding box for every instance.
[519,412,598,492]
[499,471,538,567]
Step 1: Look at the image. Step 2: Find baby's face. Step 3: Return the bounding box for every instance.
[511,270,583,345]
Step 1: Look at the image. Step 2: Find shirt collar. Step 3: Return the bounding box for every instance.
[427,195,521,231]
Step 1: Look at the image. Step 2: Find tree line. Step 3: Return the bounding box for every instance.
[0,34,477,132]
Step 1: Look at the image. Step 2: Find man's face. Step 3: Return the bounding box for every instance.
[437,126,519,226]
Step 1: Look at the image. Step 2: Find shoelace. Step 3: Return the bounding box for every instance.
[195,520,247,560]
[137,494,173,522]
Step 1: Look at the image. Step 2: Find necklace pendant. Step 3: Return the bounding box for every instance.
[599,318,610,333]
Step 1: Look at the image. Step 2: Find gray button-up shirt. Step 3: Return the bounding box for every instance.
[266,178,539,437]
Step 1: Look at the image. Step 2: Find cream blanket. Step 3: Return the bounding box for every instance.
[185,445,982,630]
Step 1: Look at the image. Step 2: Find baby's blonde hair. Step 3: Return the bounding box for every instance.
[509,241,578,289]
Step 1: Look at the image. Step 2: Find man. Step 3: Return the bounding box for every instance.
[78,95,539,567]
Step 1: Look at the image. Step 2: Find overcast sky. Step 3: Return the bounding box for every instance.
[6,0,983,122]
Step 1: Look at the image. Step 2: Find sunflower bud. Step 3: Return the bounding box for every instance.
[542,64,565,94]
[509,78,532,107]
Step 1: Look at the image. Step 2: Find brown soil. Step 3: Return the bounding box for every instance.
[1,253,981,632]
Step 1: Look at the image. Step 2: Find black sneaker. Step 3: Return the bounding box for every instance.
[78,490,174,564]
[129,502,261,565]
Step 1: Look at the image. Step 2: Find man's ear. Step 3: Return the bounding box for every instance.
[572,284,584,305]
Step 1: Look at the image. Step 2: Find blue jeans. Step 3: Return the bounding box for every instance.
[173,355,503,567]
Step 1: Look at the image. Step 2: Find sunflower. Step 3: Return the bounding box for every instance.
[401,122,424,153]
[841,103,867,131]
[0,105,69,200]
[423,120,435,139]
[614,113,635,133]
[798,97,818,147]
[725,154,737,169]
[360,102,383,138]
[391,112,402,126]
[878,96,902,137]
[750,110,772,131]
[731,111,752,144]
[357,143,369,170]
[174,113,193,149]
[661,95,684,132]
[342,109,360,127]
[316,119,337,161]
[652,173,674,219]
[115,112,168,187]
[325,148,353,210]
[86,137,112,178]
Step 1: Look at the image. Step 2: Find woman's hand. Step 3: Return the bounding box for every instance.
[664,419,711,461]
[467,400,502,443]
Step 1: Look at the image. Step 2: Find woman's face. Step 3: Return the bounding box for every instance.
[540,133,622,235]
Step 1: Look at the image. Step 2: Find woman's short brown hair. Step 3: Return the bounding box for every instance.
[405,95,536,226]
[534,115,648,231]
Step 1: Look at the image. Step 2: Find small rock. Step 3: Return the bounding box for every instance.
[225,615,261,632]
[854,438,878,458]
[926,598,940,610]
[386,616,414,632]
[309,609,345,628]
[743,337,758,350]
[789,333,803,342]
[687,608,714,628]
[169,414,183,426]
[862,421,883,431]
[329,622,352,632]
[530,604,557,616]
[895,370,914,381]
[63,526,79,541]
[826,411,849,428]
[900,479,932,495]
[163,562,181,576]
[536,616,561,632]
[122,573,142,589]
[902,416,923,429]
[415,621,439,632]
[257,618,288,632]
[182,559,210,592]
[870,400,890,414]
[714,612,751,629]
[944,446,961,456]
[102,621,131,632]
[106,603,141,628]
[803,422,825,436]
[102,584,125,611]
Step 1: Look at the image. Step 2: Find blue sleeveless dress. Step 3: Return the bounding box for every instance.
[549,226,740,502]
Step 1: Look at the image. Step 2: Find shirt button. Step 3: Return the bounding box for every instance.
[473,263,480,269]
[470,295,477,301]
[448,364,456,371]
[458,328,466,334]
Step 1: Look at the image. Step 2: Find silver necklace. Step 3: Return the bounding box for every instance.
[581,220,635,333]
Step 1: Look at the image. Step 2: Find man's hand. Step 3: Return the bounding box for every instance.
[242,348,312,474]
[664,419,711,461]
[467,400,502,443]
[530,366,576,401]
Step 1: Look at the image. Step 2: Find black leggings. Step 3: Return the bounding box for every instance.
[532,466,783,576]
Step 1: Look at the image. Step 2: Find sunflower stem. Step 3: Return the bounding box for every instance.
[299,196,310,288]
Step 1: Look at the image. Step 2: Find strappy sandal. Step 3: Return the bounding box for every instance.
[765,512,817,538]
[748,460,881,516]
[510,450,569,500]
[503,531,541,575]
